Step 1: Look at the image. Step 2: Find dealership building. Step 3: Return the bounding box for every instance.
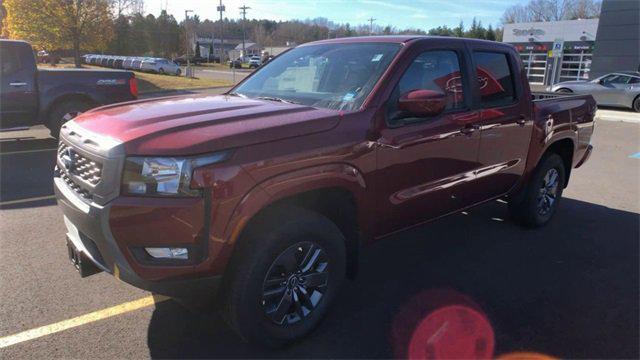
[503,19,599,86]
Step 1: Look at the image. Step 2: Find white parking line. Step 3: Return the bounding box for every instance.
[0,295,169,348]
[0,148,57,156]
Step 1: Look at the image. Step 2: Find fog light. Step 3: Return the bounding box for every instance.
[145,247,188,260]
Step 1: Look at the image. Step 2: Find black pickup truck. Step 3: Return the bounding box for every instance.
[0,40,138,137]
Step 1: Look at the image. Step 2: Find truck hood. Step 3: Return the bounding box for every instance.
[71,94,341,156]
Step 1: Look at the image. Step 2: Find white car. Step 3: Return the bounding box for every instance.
[140,58,182,75]
[248,56,262,68]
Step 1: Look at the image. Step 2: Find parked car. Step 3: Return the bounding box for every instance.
[55,36,596,347]
[0,40,138,137]
[36,50,50,63]
[248,55,262,68]
[122,58,135,69]
[173,54,204,65]
[549,71,640,112]
[140,58,181,75]
[130,58,144,71]
[228,58,242,68]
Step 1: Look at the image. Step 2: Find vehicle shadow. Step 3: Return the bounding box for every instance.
[147,197,639,359]
[0,137,58,206]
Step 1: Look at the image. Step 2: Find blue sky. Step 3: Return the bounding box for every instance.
[147,0,529,30]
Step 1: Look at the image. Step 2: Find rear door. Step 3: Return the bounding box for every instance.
[374,41,483,235]
[0,42,38,128]
[463,45,534,204]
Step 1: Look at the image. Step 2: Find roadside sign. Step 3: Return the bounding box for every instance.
[550,38,564,58]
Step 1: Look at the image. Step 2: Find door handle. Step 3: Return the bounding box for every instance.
[9,82,27,87]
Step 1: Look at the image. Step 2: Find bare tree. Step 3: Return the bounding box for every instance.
[502,0,601,24]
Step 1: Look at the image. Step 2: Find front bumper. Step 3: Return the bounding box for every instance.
[54,177,221,297]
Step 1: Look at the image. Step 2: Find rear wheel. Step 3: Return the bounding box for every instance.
[158,67,165,74]
[222,206,346,347]
[633,96,640,112]
[47,99,93,138]
[555,88,572,94]
[508,154,566,227]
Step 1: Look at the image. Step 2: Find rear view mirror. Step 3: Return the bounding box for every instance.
[398,90,447,117]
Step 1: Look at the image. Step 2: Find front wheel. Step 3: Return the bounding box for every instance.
[222,206,346,347]
[633,96,640,112]
[508,154,566,227]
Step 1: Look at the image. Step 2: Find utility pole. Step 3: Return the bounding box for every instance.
[185,9,193,77]
[368,17,376,35]
[239,5,250,61]
[217,0,226,63]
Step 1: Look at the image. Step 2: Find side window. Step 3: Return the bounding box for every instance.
[388,50,466,123]
[473,51,516,107]
[1,46,21,76]
[629,77,640,84]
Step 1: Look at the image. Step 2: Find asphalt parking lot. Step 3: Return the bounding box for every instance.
[0,108,638,358]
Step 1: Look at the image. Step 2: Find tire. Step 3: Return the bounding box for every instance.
[158,68,165,74]
[633,96,640,113]
[555,88,572,93]
[47,99,93,138]
[508,154,566,228]
[175,68,181,76]
[222,206,346,347]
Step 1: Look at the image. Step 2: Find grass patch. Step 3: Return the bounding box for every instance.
[38,63,233,94]
[133,71,232,94]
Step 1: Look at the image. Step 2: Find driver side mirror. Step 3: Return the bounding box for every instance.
[397,89,447,118]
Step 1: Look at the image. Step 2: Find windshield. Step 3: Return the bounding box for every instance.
[231,42,401,111]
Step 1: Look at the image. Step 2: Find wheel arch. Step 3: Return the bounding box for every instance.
[43,93,98,126]
[224,165,369,280]
[542,137,574,187]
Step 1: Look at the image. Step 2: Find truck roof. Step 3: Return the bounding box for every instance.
[303,35,514,48]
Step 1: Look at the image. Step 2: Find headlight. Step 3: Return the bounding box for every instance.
[121,151,231,197]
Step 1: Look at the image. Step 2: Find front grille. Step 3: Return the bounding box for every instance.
[57,167,92,199]
[57,142,103,186]
[57,142,105,200]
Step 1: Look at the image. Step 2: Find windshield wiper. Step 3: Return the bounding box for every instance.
[255,96,300,104]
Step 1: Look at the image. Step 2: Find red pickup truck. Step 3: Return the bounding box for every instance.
[54,36,595,346]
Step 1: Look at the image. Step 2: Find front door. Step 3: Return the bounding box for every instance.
[374,45,482,236]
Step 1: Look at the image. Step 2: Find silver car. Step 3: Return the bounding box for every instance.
[549,71,640,112]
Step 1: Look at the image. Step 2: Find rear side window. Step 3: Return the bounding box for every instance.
[473,51,516,107]
[1,46,21,75]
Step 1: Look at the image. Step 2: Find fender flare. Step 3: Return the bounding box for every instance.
[222,163,369,246]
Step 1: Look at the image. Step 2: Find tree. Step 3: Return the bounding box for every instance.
[453,21,464,37]
[4,0,113,67]
[485,25,496,41]
[502,0,601,24]
[194,41,201,57]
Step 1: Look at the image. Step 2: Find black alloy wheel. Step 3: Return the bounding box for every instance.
[261,241,329,325]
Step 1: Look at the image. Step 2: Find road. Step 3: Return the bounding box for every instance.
[0,107,638,358]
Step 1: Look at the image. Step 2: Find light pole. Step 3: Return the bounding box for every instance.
[217,0,226,63]
[239,5,250,62]
[185,9,193,77]
[368,17,376,35]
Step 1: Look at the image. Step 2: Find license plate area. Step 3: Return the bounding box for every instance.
[67,238,102,278]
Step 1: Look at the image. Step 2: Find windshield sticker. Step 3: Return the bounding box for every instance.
[371,54,384,62]
[343,92,356,101]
